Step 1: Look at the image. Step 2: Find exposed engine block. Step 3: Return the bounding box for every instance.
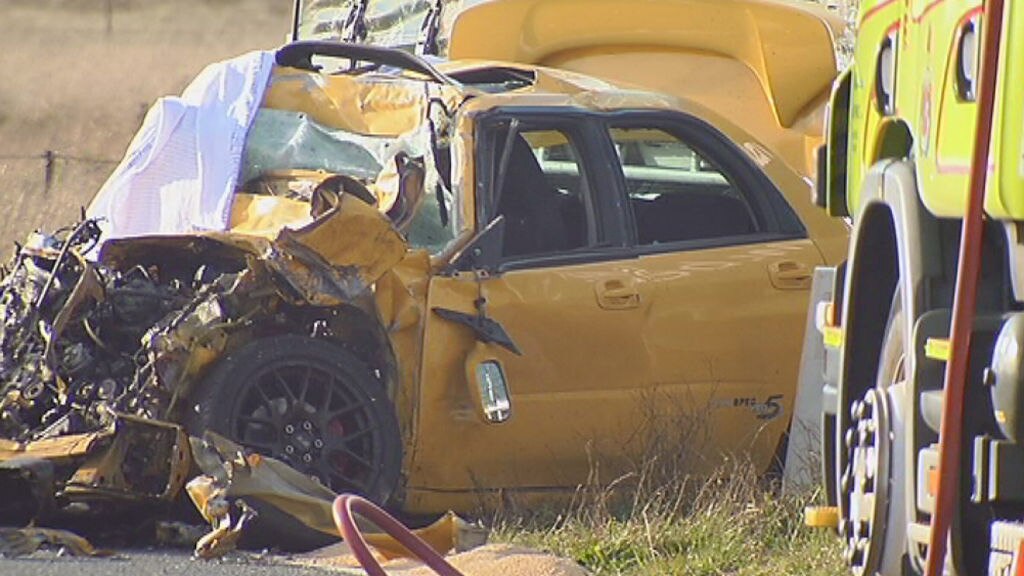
[0,223,195,441]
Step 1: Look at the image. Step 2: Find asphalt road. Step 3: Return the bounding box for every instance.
[0,549,349,576]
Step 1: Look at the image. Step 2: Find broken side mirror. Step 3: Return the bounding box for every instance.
[463,342,512,424]
[445,216,505,275]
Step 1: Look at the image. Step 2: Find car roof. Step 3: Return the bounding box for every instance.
[267,51,801,188]
[442,60,798,182]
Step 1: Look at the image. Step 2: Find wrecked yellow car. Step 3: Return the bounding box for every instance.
[0,0,848,539]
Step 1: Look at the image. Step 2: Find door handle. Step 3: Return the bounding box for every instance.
[768,260,812,290]
[595,278,640,310]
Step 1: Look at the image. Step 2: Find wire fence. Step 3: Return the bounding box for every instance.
[0,151,119,195]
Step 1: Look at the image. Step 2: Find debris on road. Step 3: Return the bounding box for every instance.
[0,527,114,558]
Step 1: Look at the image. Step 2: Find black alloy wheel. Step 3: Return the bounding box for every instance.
[187,335,402,506]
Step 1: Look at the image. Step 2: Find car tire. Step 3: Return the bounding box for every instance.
[184,335,402,550]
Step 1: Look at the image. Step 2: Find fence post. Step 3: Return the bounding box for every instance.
[105,0,113,36]
[43,150,55,195]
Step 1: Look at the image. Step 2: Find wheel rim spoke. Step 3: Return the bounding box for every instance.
[272,368,300,404]
[239,414,276,427]
[232,356,387,498]
[328,399,370,420]
[254,382,278,413]
[326,439,375,470]
[319,460,370,493]
[321,382,334,412]
[299,366,313,403]
[336,425,377,446]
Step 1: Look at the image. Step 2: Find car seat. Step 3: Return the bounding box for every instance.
[495,135,573,257]
[636,192,755,244]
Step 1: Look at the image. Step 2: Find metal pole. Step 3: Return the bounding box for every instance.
[105,0,113,36]
[924,0,1005,574]
[42,150,55,195]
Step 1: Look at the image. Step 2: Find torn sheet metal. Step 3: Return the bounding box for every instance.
[188,432,483,559]
[264,67,462,137]
[98,187,408,320]
[190,433,341,542]
[0,413,190,515]
[0,432,107,462]
[265,194,408,306]
[0,527,114,558]
[290,514,488,572]
[63,414,191,501]
[185,473,258,560]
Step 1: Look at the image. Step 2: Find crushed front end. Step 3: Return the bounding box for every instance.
[0,43,467,535]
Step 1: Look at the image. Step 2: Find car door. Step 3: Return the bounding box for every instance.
[601,113,825,476]
[407,112,654,501]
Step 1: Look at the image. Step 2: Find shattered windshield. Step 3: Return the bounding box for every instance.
[237,106,459,254]
[240,109,389,186]
[293,0,488,54]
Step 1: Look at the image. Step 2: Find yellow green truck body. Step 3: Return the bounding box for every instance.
[826,0,1024,219]
[812,1,1024,575]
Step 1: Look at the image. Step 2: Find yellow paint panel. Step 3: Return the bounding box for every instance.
[823,326,844,349]
[449,0,839,178]
[925,337,951,362]
[405,237,824,514]
[804,506,840,528]
[264,67,454,136]
[228,193,313,238]
[843,0,1024,222]
[449,0,839,129]
[0,432,107,461]
[271,194,408,299]
[988,0,1024,219]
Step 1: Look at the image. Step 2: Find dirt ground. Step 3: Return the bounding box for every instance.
[0,0,287,251]
[293,542,590,576]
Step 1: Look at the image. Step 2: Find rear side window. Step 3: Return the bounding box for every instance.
[609,127,764,246]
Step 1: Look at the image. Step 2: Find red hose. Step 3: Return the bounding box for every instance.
[332,494,465,576]
[924,1,1005,575]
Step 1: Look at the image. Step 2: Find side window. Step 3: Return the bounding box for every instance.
[610,127,764,246]
[490,127,593,259]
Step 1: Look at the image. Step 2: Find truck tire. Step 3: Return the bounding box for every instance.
[184,335,402,550]
[840,289,909,575]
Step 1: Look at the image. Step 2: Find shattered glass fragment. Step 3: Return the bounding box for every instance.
[239,108,389,188]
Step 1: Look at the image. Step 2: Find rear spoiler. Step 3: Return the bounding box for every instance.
[448,0,842,130]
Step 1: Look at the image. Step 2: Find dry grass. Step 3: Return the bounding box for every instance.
[0,0,287,250]
[480,390,845,574]
[490,458,846,576]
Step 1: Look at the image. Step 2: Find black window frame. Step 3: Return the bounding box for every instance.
[459,106,807,274]
[471,108,631,273]
[599,110,807,256]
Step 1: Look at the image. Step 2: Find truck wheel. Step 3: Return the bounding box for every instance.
[185,335,402,549]
[839,290,908,575]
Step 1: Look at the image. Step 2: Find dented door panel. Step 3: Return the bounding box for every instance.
[408,260,649,507]
[404,240,822,511]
